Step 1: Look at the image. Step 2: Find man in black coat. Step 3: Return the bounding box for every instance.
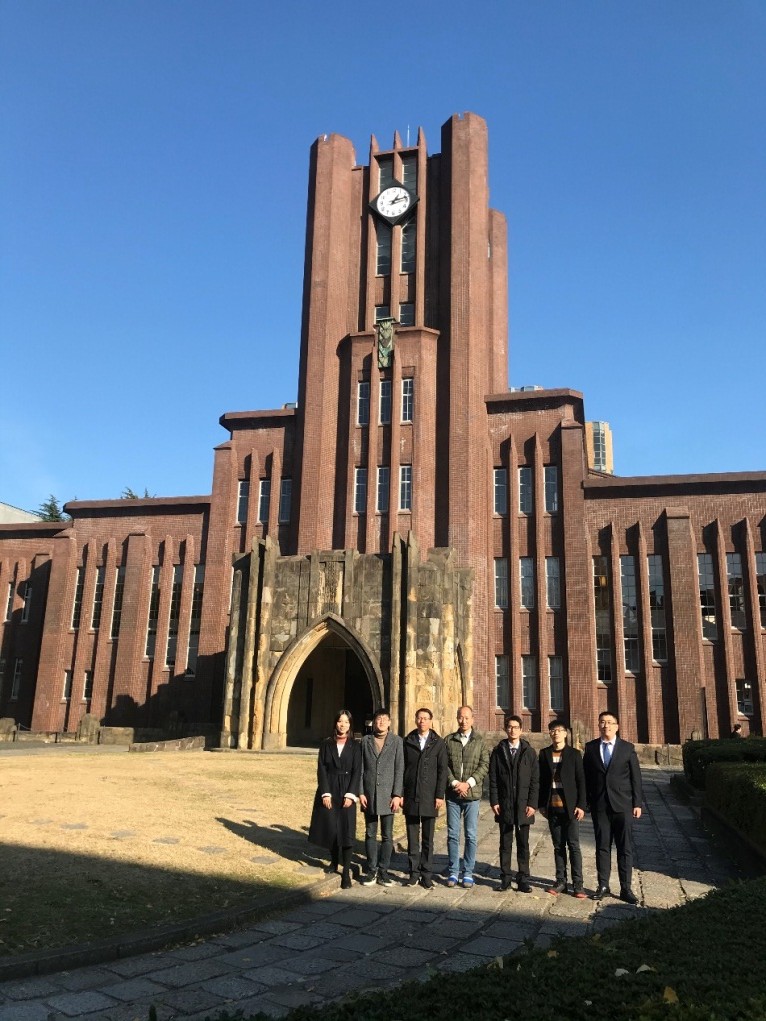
[583,710,643,904]
[538,719,587,898]
[489,714,539,892]
[402,707,447,889]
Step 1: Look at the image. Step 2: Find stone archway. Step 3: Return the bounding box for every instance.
[262,614,384,749]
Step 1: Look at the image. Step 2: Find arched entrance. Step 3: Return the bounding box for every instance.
[263,614,383,749]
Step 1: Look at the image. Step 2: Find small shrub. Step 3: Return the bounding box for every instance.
[683,737,766,789]
[706,762,766,853]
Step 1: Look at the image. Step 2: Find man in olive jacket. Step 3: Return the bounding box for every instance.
[489,714,539,892]
[402,707,448,889]
[359,708,404,887]
[444,706,489,888]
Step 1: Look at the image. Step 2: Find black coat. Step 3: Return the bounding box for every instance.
[583,736,643,814]
[538,744,587,820]
[489,738,539,828]
[308,737,362,851]
[402,729,448,818]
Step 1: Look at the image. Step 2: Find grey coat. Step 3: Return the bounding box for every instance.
[359,732,404,816]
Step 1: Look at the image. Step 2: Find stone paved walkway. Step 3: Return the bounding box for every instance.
[0,769,743,1021]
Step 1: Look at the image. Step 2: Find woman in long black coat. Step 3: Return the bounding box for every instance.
[308,709,362,888]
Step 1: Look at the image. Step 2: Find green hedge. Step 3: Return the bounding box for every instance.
[683,737,766,789]
[706,762,766,855]
[202,877,766,1021]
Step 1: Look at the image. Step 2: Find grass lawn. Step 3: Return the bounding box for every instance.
[0,746,382,955]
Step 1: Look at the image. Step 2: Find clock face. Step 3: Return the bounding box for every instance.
[375,186,412,220]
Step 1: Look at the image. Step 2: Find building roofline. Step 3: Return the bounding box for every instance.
[219,407,296,433]
[0,520,71,538]
[585,471,766,497]
[486,388,584,407]
[63,496,211,516]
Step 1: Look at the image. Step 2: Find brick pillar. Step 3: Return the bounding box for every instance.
[111,532,152,725]
[33,530,78,731]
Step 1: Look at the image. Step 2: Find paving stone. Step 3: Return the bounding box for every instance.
[403,932,460,952]
[300,920,351,940]
[102,954,175,978]
[155,986,225,1014]
[461,935,523,957]
[276,955,344,977]
[241,965,303,987]
[78,1000,171,1021]
[269,931,328,950]
[197,845,227,855]
[45,989,118,1016]
[324,907,382,927]
[220,943,294,968]
[152,836,180,844]
[149,957,233,988]
[436,952,491,973]
[110,830,137,839]
[30,818,53,825]
[163,940,225,961]
[225,997,288,1019]
[55,966,122,991]
[200,972,267,999]
[250,855,279,864]
[0,1003,52,1021]
[330,932,388,953]
[210,927,271,948]
[1,976,62,1000]
[254,919,302,935]
[266,986,325,1008]
[60,822,88,830]
[300,945,363,963]
[373,945,437,968]
[101,976,169,1001]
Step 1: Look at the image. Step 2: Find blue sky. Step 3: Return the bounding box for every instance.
[2,1,764,513]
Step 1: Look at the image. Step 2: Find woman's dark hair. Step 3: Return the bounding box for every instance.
[333,709,354,735]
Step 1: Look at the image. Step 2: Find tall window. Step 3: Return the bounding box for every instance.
[379,380,392,424]
[279,479,292,523]
[494,558,509,609]
[621,556,640,673]
[145,566,160,658]
[376,222,392,275]
[398,303,415,326]
[400,220,416,273]
[520,557,535,609]
[237,480,249,524]
[736,679,754,716]
[546,557,561,610]
[495,655,510,708]
[378,155,394,190]
[727,553,746,629]
[544,466,559,513]
[399,465,412,511]
[165,565,183,668]
[4,581,13,621]
[62,670,72,701]
[401,153,417,190]
[21,581,31,622]
[111,565,126,640]
[258,480,271,524]
[354,467,367,514]
[10,659,22,701]
[91,566,105,630]
[593,556,612,683]
[71,567,85,630]
[374,304,390,322]
[493,469,508,515]
[83,671,94,701]
[592,421,608,471]
[401,378,414,422]
[522,655,538,709]
[549,656,564,711]
[519,466,533,514]
[647,555,667,662]
[756,552,766,628]
[187,565,204,674]
[357,381,370,426]
[377,467,389,514]
[698,553,717,640]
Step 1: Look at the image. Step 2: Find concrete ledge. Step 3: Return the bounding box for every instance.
[129,736,208,752]
[0,876,339,983]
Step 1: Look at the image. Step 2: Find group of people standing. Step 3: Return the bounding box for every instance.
[308,705,643,904]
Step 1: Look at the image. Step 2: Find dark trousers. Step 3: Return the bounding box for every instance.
[592,803,633,890]
[498,822,530,879]
[547,811,583,887]
[365,813,394,872]
[405,814,436,877]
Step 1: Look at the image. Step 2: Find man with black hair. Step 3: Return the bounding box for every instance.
[359,708,403,887]
[489,714,539,892]
[402,707,447,889]
[538,720,587,898]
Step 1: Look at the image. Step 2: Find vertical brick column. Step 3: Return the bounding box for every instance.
[174,535,196,677]
[90,539,118,723]
[636,523,660,744]
[111,532,152,724]
[665,508,706,741]
[33,530,78,731]
[714,518,739,731]
[533,435,548,724]
[742,518,765,733]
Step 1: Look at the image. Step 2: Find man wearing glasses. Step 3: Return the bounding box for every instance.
[489,714,539,892]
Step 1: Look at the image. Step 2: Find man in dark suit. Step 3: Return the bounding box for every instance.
[538,719,587,898]
[489,714,539,892]
[583,711,643,904]
[402,707,447,889]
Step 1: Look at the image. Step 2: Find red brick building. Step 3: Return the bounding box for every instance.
[2,112,765,746]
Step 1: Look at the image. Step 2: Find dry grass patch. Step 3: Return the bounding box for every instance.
[0,748,334,955]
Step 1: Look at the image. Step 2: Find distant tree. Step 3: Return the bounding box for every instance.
[37,494,67,521]
[121,487,156,499]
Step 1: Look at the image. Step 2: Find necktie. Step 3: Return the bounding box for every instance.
[603,742,612,767]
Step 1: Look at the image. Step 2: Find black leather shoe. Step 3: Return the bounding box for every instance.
[406,874,419,886]
[517,879,532,894]
[498,878,513,891]
[592,885,611,901]
[420,876,434,890]
[340,872,352,889]
[620,887,638,905]
[547,880,567,896]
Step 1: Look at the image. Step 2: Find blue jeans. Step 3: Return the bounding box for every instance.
[446,797,480,879]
